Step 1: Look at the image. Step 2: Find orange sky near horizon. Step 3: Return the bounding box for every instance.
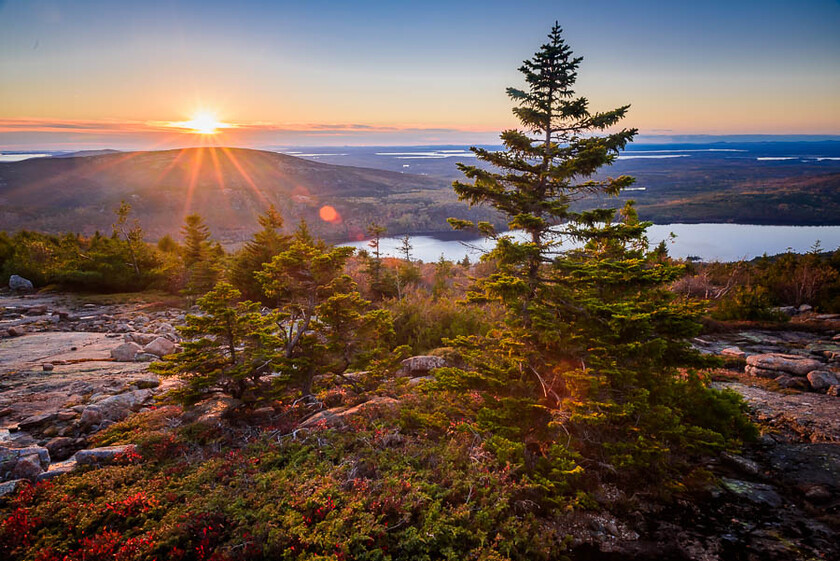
[1,1,838,148]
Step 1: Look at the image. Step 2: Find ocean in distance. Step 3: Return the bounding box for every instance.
[344,224,840,264]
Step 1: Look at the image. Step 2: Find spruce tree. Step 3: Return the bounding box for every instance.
[257,223,392,396]
[449,22,637,326]
[363,222,396,299]
[152,282,281,405]
[398,235,413,262]
[443,23,752,481]
[229,205,289,302]
[180,214,222,299]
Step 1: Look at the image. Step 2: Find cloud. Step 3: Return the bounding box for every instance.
[0,118,491,135]
[0,118,150,133]
[0,118,501,149]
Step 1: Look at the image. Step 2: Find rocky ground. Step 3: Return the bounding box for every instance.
[1,290,839,558]
[0,290,182,486]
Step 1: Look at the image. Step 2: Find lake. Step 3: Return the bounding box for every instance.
[0,153,50,163]
[344,224,840,263]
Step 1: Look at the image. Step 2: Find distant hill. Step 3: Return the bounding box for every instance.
[274,143,840,227]
[633,172,840,225]
[0,147,501,244]
[1,146,839,246]
[51,149,123,158]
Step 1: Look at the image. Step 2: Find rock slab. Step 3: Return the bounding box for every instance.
[300,396,399,429]
[74,445,136,466]
[746,354,823,377]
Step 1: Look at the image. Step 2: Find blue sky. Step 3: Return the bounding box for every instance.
[1,0,838,148]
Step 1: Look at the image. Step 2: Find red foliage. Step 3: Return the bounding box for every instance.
[171,512,231,561]
[0,507,41,556]
[112,447,143,465]
[104,492,159,518]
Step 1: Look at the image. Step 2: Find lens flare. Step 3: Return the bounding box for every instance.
[319,205,341,223]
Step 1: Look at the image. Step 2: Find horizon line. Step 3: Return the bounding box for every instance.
[3,134,840,154]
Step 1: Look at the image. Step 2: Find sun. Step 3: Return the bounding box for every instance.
[169,111,232,134]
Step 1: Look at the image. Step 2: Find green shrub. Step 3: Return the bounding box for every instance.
[385,290,498,354]
[712,286,788,321]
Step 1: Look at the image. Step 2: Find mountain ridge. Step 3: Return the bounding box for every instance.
[0,146,480,244]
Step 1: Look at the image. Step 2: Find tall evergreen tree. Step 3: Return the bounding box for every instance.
[180,214,222,299]
[363,222,396,299]
[398,235,413,262]
[442,23,752,480]
[449,22,637,326]
[229,205,289,302]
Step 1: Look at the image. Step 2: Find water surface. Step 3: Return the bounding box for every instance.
[345,224,840,263]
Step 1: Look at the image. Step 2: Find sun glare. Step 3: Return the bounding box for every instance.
[169,111,231,134]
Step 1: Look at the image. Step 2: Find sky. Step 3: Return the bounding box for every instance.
[1,0,839,149]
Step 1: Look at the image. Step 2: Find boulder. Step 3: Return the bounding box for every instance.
[799,483,832,504]
[772,306,798,316]
[42,426,59,438]
[4,434,35,447]
[720,478,783,508]
[45,437,76,462]
[74,445,136,466]
[155,322,176,335]
[774,375,810,390]
[745,354,824,377]
[249,407,275,421]
[0,479,27,498]
[799,304,813,313]
[143,336,177,358]
[124,332,158,346]
[133,376,161,389]
[407,375,435,387]
[10,455,44,480]
[79,406,103,428]
[746,365,783,379]
[55,410,77,422]
[806,342,840,361]
[36,460,77,482]
[721,452,761,476]
[720,347,746,359]
[1,445,51,474]
[299,396,399,429]
[111,342,142,362]
[7,326,26,337]
[18,412,57,430]
[806,370,840,392]
[9,274,34,292]
[94,389,153,421]
[182,396,243,425]
[398,355,447,378]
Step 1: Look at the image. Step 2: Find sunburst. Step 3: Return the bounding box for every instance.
[168,111,232,134]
